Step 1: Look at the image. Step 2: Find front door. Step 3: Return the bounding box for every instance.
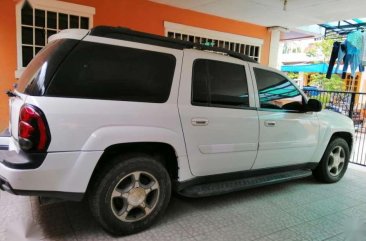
[250,65,320,169]
[178,49,259,176]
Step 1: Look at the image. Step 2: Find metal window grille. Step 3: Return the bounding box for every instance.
[167,31,261,62]
[20,1,90,67]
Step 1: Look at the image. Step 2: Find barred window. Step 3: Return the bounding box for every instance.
[167,31,261,62]
[17,0,94,71]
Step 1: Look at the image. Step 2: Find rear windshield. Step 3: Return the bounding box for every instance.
[16,39,79,95]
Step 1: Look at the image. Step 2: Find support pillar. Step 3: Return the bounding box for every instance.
[268,26,287,69]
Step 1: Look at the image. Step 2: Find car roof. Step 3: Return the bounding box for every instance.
[50,26,257,63]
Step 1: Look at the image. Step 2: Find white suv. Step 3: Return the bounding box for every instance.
[0,26,355,235]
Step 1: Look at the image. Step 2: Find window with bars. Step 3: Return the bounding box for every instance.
[19,1,91,68]
[167,31,261,62]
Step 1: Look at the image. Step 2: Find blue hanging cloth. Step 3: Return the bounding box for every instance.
[343,30,363,77]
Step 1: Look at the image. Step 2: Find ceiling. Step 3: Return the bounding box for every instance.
[150,0,366,29]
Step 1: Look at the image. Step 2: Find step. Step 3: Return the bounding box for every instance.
[178,169,312,198]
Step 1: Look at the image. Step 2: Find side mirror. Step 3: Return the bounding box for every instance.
[306,99,322,112]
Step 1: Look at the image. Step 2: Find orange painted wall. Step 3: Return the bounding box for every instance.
[0,0,17,130]
[0,0,271,130]
[66,0,271,65]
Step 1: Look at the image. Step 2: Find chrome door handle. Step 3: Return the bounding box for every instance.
[264,120,276,127]
[191,118,209,126]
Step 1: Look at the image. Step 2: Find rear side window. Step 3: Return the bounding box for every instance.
[16,39,78,95]
[192,59,249,108]
[46,41,176,103]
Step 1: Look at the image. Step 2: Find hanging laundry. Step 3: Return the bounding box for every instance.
[347,30,363,50]
[342,30,363,78]
[326,42,346,79]
[361,31,366,65]
[334,42,347,76]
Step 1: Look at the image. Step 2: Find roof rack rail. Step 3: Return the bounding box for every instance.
[89,26,257,63]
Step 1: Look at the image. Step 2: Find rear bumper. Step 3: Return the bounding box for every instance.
[0,150,47,169]
[0,175,83,201]
[0,149,103,201]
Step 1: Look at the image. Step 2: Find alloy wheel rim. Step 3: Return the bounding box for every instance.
[327,146,345,177]
[110,171,160,222]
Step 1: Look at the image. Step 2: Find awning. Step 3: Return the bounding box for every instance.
[281,63,328,73]
[319,18,366,38]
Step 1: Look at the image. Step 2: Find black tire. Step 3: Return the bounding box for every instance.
[88,153,171,236]
[313,138,350,183]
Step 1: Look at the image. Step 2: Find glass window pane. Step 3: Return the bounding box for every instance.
[250,46,255,56]
[47,42,176,103]
[235,44,240,52]
[192,59,249,107]
[58,13,68,30]
[47,11,57,29]
[254,68,303,111]
[167,32,174,38]
[47,30,57,41]
[70,15,79,28]
[218,41,224,48]
[224,42,229,49]
[245,45,250,55]
[22,46,33,67]
[240,45,245,54]
[35,28,45,46]
[35,9,45,27]
[22,27,33,45]
[255,46,259,57]
[21,1,33,25]
[80,17,89,29]
[35,47,43,55]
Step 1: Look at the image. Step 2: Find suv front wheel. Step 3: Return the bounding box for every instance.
[313,137,350,183]
[88,153,171,235]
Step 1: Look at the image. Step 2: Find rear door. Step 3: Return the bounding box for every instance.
[249,64,320,169]
[178,49,259,176]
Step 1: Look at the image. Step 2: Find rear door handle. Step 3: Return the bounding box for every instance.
[192,118,209,126]
[264,120,276,127]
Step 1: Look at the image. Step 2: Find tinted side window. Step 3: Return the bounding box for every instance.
[192,59,249,108]
[46,41,176,103]
[254,68,304,111]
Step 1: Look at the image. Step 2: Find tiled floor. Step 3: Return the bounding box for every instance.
[1,165,366,241]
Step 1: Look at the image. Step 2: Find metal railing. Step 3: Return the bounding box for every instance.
[303,89,366,166]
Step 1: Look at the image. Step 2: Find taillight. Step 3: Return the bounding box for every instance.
[18,104,51,152]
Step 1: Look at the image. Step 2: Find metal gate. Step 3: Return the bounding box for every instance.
[303,89,366,166]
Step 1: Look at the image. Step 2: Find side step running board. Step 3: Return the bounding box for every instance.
[178,169,312,198]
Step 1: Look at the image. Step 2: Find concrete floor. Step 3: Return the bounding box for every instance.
[1,165,366,241]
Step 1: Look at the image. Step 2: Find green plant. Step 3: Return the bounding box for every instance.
[287,72,299,80]
[305,38,342,60]
[308,73,345,91]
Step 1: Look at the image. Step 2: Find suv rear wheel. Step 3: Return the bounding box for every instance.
[88,153,171,235]
[313,138,350,183]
